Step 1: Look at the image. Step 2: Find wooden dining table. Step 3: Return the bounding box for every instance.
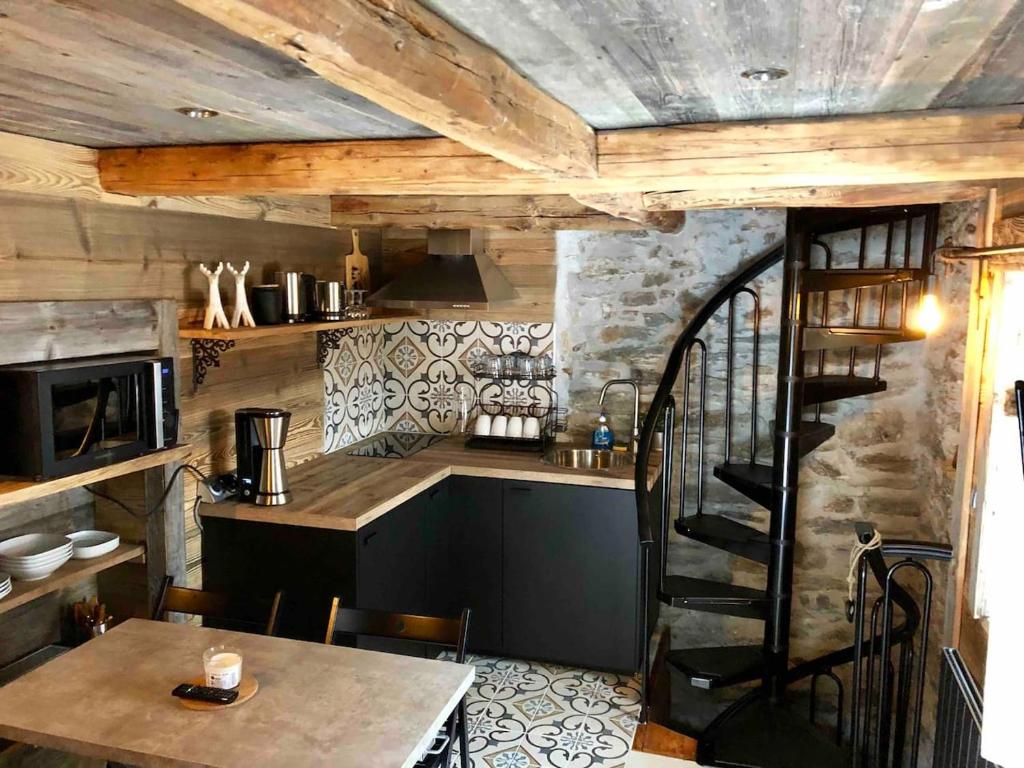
[0,619,474,767]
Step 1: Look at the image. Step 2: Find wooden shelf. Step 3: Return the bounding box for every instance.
[178,313,420,340]
[0,543,145,615]
[0,445,192,511]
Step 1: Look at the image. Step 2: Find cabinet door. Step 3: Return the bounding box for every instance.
[442,476,503,654]
[502,481,640,672]
[357,493,428,616]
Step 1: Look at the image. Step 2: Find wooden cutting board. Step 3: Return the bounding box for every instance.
[344,229,370,291]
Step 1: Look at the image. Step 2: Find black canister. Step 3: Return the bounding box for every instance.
[251,284,283,325]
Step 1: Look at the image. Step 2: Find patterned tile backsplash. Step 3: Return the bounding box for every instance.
[323,320,555,451]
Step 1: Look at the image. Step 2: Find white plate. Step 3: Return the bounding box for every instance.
[0,534,72,560]
[67,531,120,560]
[4,551,72,582]
[0,546,73,567]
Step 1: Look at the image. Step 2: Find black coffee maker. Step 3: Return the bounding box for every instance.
[235,407,292,506]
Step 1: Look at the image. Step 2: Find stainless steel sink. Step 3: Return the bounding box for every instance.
[542,447,634,470]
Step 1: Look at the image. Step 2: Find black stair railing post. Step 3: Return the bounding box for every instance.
[764,211,809,700]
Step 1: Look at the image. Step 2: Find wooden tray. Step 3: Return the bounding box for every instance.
[178,675,259,711]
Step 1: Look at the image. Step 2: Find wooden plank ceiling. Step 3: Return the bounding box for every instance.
[0,0,432,147]
[2,0,1022,149]
[420,0,1024,127]
[2,0,1023,222]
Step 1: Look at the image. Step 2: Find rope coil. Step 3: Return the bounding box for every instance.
[845,530,882,622]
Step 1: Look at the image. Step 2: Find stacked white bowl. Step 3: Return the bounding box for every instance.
[0,534,73,581]
[0,572,10,601]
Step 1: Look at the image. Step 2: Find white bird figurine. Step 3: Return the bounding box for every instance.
[226,261,256,328]
[200,262,230,330]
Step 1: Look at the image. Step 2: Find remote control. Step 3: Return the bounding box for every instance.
[171,683,239,704]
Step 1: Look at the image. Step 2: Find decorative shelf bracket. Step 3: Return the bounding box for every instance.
[191,338,236,390]
[317,328,355,366]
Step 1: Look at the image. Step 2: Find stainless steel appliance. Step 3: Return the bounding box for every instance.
[315,280,345,321]
[0,355,178,479]
[368,229,518,311]
[235,408,291,506]
[275,272,316,323]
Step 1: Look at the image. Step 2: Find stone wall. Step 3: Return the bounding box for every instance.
[555,205,976,752]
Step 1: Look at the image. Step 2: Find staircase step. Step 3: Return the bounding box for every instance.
[803,375,887,405]
[802,267,927,292]
[712,463,774,509]
[769,419,837,457]
[676,514,769,564]
[803,326,926,351]
[700,692,850,768]
[792,419,836,457]
[666,645,766,690]
[659,575,770,620]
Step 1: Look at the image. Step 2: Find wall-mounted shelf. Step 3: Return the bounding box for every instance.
[0,445,192,512]
[0,543,145,616]
[179,314,421,387]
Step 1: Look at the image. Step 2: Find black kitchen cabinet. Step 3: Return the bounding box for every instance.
[502,480,640,671]
[201,517,355,642]
[357,492,429,616]
[203,474,644,671]
[432,476,503,653]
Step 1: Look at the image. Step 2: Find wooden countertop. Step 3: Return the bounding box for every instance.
[0,619,472,768]
[199,437,655,532]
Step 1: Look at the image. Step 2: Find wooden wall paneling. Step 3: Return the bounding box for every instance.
[0,300,159,366]
[177,337,327,586]
[0,131,335,228]
[379,228,557,322]
[0,597,63,670]
[0,192,367,319]
[97,107,1024,196]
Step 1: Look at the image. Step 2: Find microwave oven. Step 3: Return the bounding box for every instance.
[0,355,178,479]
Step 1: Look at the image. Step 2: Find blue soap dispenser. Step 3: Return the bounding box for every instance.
[592,411,614,450]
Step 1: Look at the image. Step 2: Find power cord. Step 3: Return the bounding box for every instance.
[84,463,210,520]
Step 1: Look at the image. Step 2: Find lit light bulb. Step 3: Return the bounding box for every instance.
[915,293,942,335]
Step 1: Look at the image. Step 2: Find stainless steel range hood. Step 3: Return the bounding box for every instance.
[367,230,518,310]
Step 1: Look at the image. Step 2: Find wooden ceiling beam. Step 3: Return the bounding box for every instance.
[99,107,1024,198]
[330,195,653,231]
[0,131,333,228]
[643,181,993,210]
[572,193,685,233]
[172,0,596,178]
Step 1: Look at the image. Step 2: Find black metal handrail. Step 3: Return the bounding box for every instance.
[634,240,785,546]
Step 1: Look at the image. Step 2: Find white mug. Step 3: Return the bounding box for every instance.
[523,417,541,439]
[474,414,492,436]
[490,415,508,437]
[507,416,524,438]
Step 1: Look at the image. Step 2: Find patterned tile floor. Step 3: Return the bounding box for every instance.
[447,655,641,768]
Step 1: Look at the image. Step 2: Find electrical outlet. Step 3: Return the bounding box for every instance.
[198,475,234,504]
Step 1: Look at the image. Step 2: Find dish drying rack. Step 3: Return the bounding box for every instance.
[464,399,566,452]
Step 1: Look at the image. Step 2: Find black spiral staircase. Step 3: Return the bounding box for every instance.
[634,206,954,768]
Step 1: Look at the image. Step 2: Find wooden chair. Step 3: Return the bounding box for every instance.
[324,598,471,768]
[151,576,284,636]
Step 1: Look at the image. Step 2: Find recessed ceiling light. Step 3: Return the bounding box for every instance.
[741,67,789,82]
[176,107,219,119]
